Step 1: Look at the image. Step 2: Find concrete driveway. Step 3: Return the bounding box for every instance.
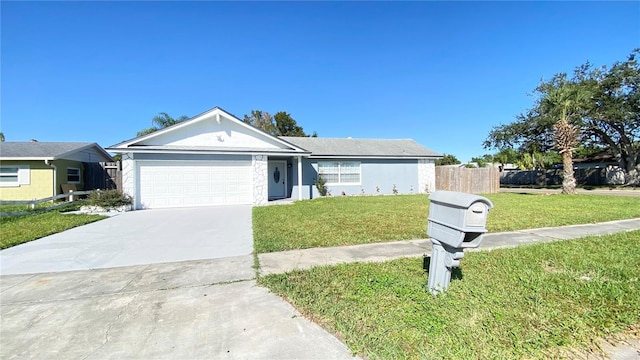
[1,205,356,359]
[1,205,254,275]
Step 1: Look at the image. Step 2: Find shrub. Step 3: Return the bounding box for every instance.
[314,176,327,196]
[88,190,132,209]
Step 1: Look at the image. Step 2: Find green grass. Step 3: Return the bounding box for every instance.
[0,212,105,249]
[253,193,640,253]
[0,200,87,213]
[0,202,56,213]
[260,230,640,359]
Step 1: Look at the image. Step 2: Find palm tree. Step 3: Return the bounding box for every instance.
[137,112,190,137]
[542,80,591,194]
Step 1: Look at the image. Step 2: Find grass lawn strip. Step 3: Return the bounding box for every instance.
[253,193,640,253]
[259,230,640,359]
[0,212,105,249]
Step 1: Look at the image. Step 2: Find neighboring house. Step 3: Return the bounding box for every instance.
[572,152,618,170]
[0,142,113,201]
[108,106,441,210]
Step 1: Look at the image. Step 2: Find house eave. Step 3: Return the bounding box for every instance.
[56,143,114,162]
[307,155,441,160]
[106,147,311,157]
[0,157,55,161]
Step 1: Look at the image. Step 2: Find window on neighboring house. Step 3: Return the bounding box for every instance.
[0,165,29,187]
[67,168,81,183]
[318,161,361,185]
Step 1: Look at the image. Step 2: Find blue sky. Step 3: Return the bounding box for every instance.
[2,1,638,162]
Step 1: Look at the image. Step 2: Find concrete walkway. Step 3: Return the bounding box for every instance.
[2,218,640,359]
[259,218,640,276]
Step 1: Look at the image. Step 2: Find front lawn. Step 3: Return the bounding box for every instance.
[260,230,640,358]
[0,212,105,249]
[253,193,640,253]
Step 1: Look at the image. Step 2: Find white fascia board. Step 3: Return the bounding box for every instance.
[106,148,310,157]
[0,157,54,161]
[308,155,441,160]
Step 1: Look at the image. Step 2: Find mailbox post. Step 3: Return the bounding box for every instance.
[426,191,493,294]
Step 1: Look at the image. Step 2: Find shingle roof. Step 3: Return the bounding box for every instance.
[279,137,441,158]
[0,142,112,161]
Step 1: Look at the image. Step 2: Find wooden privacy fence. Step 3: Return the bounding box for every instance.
[436,167,500,194]
[85,161,122,192]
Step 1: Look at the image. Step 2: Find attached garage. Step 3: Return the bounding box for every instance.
[136,160,252,209]
[109,107,312,209]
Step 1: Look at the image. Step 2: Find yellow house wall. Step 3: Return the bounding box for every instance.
[54,159,85,193]
[0,161,54,201]
[0,159,85,201]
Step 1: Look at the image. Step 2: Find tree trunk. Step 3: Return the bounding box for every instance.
[625,164,640,186]
[561,150,577,194]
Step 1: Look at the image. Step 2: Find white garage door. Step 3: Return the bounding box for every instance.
[137,161,252,209]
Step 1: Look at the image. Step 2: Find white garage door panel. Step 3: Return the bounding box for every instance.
[138,161,252,208]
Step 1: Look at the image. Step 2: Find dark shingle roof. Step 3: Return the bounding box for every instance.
[279,137,441,158]
[0,142,112,161]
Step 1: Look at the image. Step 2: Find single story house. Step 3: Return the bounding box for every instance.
[0,142,114,201]
[108,107,441,209]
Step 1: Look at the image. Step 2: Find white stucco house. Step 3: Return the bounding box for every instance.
[108,107,441,209]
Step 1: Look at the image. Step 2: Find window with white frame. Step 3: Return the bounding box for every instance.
[67,168,81,183]
[0,165,30,187]
[318,161,361,185]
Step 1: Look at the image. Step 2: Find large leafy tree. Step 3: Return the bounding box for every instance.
[137,112,190,137]
[274,111,307,136]
[243,110,276,135]
[485,49,640,186]
[243,110,315,137]
[583,51,640,184]
[435,153,461,166]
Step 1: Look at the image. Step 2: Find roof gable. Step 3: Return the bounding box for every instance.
[0,142,113,162]
[110,107,306,153]
[280,137,441,158]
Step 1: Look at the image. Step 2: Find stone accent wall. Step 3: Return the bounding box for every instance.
[418,159,436,194]
[252,155,267,205]
[121,153,135,203]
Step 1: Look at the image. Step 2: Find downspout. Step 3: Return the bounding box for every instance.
[44,160,57,197]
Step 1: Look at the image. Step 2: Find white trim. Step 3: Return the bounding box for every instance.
[318,161,362,186]
[108,148,310,156]
[309,155,439,160]
[1,157,55,161]
[0,165,22,187]
[297,156,303,200]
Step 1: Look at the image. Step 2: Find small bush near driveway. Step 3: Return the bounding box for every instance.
[260,231,640,358]
[253,193,640,253]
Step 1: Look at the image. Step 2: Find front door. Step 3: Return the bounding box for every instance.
[268,161,287,200]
